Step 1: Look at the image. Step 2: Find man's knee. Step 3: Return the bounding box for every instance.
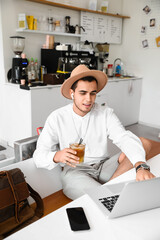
[139,137,152,155]
[118,152,126,164]
[109,157,133,181]
[118,137,152,164]
[119,157,133,169]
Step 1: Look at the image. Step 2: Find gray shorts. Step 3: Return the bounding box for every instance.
[61,153,120,200]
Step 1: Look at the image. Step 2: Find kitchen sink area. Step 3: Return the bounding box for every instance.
[108,76,139,82]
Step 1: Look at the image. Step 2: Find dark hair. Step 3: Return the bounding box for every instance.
[71,76,98,91]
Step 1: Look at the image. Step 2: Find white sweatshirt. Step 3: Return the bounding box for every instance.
[33,103,146,170]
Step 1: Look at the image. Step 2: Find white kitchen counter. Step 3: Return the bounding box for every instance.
[5,76,142,90]
[108,76,142,81]
[5,82,60,90]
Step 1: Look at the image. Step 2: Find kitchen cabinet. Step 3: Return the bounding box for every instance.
[4,84,70,147]
[32,79,142,132]
[96,78,142,157]
[5,78,141,147]
[96,78,142,126]
[31,86,70,133]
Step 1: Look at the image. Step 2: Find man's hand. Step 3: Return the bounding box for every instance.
[136,169,155,181]
[117,153,155,181]
[53,148,80,168]
[135,161,155,181]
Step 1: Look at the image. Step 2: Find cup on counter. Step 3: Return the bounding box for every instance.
[69,143,86,164]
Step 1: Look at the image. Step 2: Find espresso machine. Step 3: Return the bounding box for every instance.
[41,49,98,74]
[7,36,28,84]
[41,48,98,85]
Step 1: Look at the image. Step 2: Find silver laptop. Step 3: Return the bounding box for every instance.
[86,177,160,218]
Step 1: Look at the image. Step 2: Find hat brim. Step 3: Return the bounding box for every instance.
[61,69,108,99]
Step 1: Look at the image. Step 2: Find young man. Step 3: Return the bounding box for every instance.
[34,65,155,200]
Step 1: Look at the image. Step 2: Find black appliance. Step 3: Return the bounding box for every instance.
[7,36,28,84]
[41,49,98,75]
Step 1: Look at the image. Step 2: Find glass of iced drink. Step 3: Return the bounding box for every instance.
[69,143,86,163]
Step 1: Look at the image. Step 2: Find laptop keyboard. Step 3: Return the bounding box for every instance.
[99,195,119,212]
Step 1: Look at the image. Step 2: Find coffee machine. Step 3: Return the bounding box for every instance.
[41,49,98,74]
[7,36,28,84]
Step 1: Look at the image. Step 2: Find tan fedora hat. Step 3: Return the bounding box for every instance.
[61,64,108,99]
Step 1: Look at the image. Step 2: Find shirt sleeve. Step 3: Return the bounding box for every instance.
[106,108,146,166]
[33,115,59,170]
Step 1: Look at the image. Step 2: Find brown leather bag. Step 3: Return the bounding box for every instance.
[0,168,44,239]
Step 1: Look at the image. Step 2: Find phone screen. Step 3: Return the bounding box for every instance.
[66,207,90,231]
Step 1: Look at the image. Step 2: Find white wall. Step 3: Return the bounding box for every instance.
[0,2,4,82]
[0,1,5,144]
[121,0,160,128]
[108,0,160,129]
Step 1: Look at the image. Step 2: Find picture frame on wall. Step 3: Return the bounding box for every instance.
[142,39,149,48]
[143,5,151,14]
[150,18,155,27]
[141,26,146,34]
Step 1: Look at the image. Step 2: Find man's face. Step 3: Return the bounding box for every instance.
[70,80,97,116]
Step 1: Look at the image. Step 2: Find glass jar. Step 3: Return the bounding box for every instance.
[100,0,109,13]
[88,0,97,11]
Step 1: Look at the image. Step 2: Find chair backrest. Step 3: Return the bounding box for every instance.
[37,127,43,135]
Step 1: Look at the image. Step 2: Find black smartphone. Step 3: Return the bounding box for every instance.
[66,207,90,231]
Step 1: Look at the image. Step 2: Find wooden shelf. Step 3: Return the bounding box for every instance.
[16,28,82,37]
[26,0,130,19]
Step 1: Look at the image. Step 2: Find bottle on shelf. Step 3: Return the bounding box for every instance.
[65,16,70,33]
[30,58,36,81]
[21,53,28,85]
[27,59,32,86]
[34,58,39,81]
[115,64,121,77]
[108,64,113,77]
[39,65,47,82]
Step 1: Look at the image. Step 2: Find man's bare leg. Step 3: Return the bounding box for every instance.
[109,137,152,181]
[109,157,133,181]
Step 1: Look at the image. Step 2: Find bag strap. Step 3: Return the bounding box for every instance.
[27,183,44,218]
[1,169,44,221]
[5,171,20,223]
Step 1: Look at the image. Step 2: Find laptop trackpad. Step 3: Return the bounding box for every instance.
[104,182,127,194]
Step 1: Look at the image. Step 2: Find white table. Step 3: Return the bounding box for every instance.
[6,154,160,240]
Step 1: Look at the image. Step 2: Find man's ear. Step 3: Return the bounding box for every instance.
[71,93,74,100]
[70,89,74,99]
